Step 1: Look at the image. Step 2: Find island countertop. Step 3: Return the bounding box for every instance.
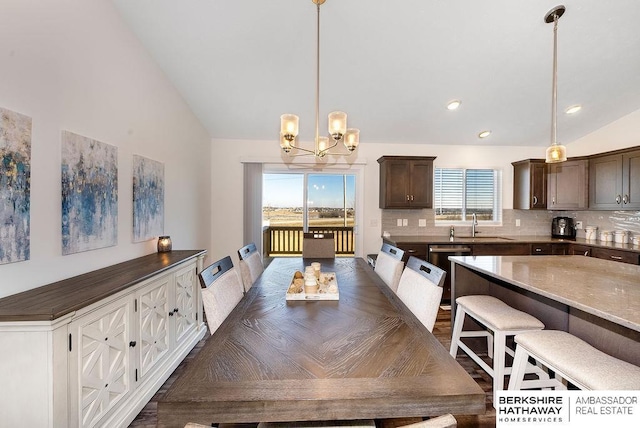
[448,255,640,333]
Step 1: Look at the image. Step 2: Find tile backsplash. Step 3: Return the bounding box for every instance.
[381,209,640,239]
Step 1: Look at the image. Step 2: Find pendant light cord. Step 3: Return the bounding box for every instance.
[551,13,558,147]
[315,2,321,154]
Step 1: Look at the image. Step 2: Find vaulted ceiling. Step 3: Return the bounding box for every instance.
[113,0,640,147]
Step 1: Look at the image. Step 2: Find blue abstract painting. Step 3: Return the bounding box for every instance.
[132,155,164,242]
[61,131,118,255]
[0,107,31,264]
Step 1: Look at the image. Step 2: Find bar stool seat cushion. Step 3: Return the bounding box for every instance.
[456,295,545,330]
[514,330,640,390]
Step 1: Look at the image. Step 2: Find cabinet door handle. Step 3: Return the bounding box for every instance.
[623,194,629,204]
[410,195,414,201]
[173,308,179,313]
[168,311,174,316]
[552,197,556,204]
[610,255,623,260]
[532,196,538,205]
[129,341,137,348]
[535,248,542,252]
[616,194,622,204]
[407,249,416,253]
[406,195,410,201]
[584,250,590,256]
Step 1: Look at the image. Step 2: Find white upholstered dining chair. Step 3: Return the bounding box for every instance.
[302,232,336,259]
[198,255,244,335]
[257,420,375,427]
[373,243,405,293]
[395,256,446,332]
[399,414,457,428]
[237,242,264,292]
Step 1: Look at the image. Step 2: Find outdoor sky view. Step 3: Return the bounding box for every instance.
[263,174,355,208]
[263,173,356,227]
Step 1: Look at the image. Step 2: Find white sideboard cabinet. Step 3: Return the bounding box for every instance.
[0,250,206,428]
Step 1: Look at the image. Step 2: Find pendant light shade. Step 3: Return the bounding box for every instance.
[545,5,567,163]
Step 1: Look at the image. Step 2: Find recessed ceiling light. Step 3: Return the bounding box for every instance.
[565,105,582,114]
[446,100,462,110]
[478,130,491,139]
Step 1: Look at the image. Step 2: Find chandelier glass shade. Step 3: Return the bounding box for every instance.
[545,5,567,164]
[279,0,360,158]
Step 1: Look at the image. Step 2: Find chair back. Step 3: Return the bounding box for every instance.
[302,232,336,259]
[374,243,405,292]
[399,414,456,428]
[198,256,244,335]
[396,256,446,332]
[237,242,264,292]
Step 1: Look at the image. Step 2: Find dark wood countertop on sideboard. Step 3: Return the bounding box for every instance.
[0,250,206,322]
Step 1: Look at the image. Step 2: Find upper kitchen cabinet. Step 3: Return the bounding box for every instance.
[589,148,640,210]
[378,156,436,209]
[547,158,589,210]
[512,159,547,209]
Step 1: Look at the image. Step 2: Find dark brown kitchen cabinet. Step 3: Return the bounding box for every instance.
[589,148,640,210]
[569,244,592,256]
[547,159,589,210]
[471,243,530,256]
[590,247,640,265]
[512,159,547,209]
[378,156,436,208]
[531,243,568,255]
[394,243,427,262]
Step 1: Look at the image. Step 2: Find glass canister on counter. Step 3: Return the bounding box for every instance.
[584,226,598,241]
[614,230,629,244]
[599,230,613,243]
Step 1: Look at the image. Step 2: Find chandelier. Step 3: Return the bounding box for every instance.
[544,5,567,163]
[279,0,360,158]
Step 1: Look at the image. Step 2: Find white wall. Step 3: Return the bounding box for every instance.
[566,109,640,156]
[210,106,640,263]
[0,0,211,298]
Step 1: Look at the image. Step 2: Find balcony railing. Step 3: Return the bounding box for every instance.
[263,226,355,256]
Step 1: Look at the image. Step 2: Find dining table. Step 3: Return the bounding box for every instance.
[157,257,485,427]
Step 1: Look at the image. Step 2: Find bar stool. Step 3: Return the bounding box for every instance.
[449,295,545,403]
[508,330,640,391]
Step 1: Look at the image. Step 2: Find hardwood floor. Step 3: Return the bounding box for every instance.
[129,307,496,428]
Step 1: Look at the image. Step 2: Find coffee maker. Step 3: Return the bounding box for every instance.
[552,216,576,239]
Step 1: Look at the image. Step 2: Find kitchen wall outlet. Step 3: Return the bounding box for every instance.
[515,219,521,227]
[397,219,402,227]
[402,219,408,226]
[575,220,583,229]
[418,219,427,227]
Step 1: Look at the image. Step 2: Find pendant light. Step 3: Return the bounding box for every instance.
[279,0,360,158]
[545,5,567,163]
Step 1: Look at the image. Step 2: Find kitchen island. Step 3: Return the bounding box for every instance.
[449,255,640,366]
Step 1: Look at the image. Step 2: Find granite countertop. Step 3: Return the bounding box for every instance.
[382,234,640,253]
[449,255,640,332]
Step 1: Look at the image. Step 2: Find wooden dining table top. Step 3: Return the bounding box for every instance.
[157,257,485,427]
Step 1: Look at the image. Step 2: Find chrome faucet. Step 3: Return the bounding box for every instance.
[471,212,478,237]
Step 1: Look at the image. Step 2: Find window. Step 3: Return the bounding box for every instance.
[434,168,502,224]
[262,172,356,256]
[262,173,355,229]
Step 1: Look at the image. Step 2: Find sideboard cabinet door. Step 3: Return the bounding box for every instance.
[69,298,135,428]
[137,274,171,380]
[173,263,198,346]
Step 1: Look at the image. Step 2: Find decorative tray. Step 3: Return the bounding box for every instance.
[286,272,339,300]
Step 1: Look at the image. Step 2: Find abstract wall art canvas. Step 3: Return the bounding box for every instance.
[61,131,118,255]
[0,107,32,265]
[132,154,164,242]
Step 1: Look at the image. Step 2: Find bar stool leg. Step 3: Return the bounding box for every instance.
[492,330,507,404]
[449,306,466,358]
